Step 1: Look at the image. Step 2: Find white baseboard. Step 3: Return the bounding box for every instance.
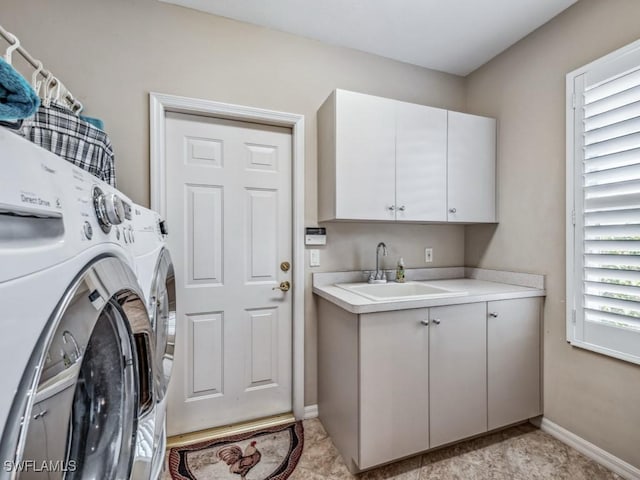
[303,404,318,420]
[537,417,640,480]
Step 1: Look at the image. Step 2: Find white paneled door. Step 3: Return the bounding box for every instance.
[165,112,293,435]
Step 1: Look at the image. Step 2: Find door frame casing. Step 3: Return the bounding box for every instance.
[149,92,305,420]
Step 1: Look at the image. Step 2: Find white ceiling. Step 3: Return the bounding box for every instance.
[160,0,577,76]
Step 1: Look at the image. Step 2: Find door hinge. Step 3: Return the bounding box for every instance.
[571,209,576,226]
[572,93,576,110]
[572,309,576,324]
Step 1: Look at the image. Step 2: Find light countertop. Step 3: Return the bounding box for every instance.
[313,277,545,314]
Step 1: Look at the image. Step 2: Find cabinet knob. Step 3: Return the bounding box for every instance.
[420,320,429,326]
[398,205,406,212]
[432,319,441,325]
[449,208,457,214]
[489,312,498,318]
[387,205,396,211]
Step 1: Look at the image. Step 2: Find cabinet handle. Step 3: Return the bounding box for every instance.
[449,208,457,214]
[432,319,441,325]
[398,205,406,212]
[489,312,498,318]
[387,205,396,211]
[420,320,429,326]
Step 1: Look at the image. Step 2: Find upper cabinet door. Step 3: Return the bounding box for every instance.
[396,102,447,222]
[335,90,396,220]
[447,112,496,223]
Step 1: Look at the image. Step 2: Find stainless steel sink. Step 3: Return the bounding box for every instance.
[335,282,467,301]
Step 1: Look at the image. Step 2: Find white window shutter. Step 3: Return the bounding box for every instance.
[568,40,640,365]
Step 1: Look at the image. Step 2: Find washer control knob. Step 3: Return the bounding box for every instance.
[104,194,125,226]
[93,187,123,233]
[83,222,93,240]
[115,227,121,241]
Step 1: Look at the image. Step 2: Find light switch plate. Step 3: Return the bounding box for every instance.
[310,249,321,267]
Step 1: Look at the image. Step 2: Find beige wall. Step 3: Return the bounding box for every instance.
[0,0,466,406]
[465,0,640,468]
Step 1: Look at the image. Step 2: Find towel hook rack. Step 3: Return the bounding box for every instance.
[3,31,20,65]
[31,60,43,95]
[0,24,78,108]
[43,72,55,107]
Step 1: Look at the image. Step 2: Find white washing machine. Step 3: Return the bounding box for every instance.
[130,207,175,480]
[0,129,162,479]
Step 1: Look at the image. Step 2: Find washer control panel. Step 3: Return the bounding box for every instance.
[69,167,136,246]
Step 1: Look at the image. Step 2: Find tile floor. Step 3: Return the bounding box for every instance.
[289,419,621,480]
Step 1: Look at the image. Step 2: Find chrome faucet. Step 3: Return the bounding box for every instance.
[369,242,388,284]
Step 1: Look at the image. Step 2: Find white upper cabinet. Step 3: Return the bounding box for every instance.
[318,90,396,221]
[396,101,447,222]
[447,111,497,222]
[318,89,496,223]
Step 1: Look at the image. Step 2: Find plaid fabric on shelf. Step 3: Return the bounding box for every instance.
[20,102,116,186]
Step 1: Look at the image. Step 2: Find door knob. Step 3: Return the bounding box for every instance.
[387,205,396,211]
[398,205,406,212]
[432,319,441,325]
[449,208,457,214]
[420,320,429,326]
[489,312,498,318]
[272,281,291,292]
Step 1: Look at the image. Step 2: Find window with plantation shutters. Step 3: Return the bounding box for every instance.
[567,40,640,365]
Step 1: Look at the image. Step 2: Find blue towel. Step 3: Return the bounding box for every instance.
[0,57,40,121]
[79,114,104,131]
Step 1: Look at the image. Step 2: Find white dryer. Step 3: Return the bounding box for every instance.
[0,129,157,479]
[130,207,176,480]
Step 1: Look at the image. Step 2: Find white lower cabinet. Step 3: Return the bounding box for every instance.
[487,298,542,430]
[429,303,487,447]
[317,296,542,473]
[360,309,429,469]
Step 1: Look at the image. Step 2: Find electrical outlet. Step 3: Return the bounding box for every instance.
[309,249,321,267]
[425,247,433,263]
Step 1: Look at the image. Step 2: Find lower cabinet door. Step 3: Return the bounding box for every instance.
[487,297,542,430]
[429,302,487,448]
[359,309,429,469]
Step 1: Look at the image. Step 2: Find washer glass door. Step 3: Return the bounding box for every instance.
[12,258,152,480]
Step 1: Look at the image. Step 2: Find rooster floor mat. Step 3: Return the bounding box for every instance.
[167,422,304,480]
